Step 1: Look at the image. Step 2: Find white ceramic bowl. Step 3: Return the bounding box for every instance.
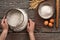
[7,8,28,32]
[38,4,54,19]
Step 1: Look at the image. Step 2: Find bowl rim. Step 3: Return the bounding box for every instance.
[37,2,54,19]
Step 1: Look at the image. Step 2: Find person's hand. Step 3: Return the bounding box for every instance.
[1,16,8,31]
[27,19,35,34]
[27,19,35,40]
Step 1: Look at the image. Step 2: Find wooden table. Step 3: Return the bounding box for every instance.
[0,0,60,40]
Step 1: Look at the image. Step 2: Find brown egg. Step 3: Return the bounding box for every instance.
[49,23,53,28]
[44,21,48,26]
[50,19,54,23]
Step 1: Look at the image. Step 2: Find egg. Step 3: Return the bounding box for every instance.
[49,23,53,28]
[44,21,48,26]
[50,19,54,23]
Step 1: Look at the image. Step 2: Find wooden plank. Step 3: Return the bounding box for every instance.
[5,33,60,40]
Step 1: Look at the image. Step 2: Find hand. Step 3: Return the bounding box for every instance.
[27,19,35,34]
[1,16,8,31]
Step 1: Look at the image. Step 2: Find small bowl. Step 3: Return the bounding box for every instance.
[38,2,54,19]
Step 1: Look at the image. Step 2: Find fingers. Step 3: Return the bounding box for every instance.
[1,18,4,24]
[29,19,35,26]
[3,16,7,23]
[29,19,33,25]
[1,16,6,24]
[29,19,34,24]
[27,23,29,29]
[5,19,8,24]
[3,16,6,19]
[28,19,32,22]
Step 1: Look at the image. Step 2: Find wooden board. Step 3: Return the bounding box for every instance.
[0,0,60,40]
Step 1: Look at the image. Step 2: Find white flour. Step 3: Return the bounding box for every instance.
[7,12,23,27]
[40,5,52,17]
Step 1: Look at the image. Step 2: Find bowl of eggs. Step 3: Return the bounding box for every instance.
[6,8,28,32]
[38,2,54,19]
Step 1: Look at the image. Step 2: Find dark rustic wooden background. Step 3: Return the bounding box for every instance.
[0,0,60,40]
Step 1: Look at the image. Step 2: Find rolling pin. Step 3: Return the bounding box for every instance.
[56,0,59,29]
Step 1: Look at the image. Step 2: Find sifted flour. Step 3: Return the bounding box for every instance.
[40,5,53,17]
[7,11,23,27]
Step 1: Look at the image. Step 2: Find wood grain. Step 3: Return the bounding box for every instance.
[56,0,59,29]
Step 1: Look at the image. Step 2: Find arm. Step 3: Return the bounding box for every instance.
[27,19,35,40]
[29,32,35,40]
[0,16,8,40]
[0,30,8,40]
